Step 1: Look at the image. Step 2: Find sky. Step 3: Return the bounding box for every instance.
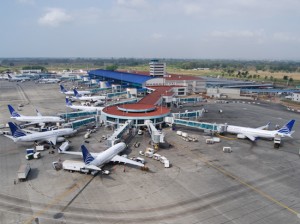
[1,0,300,59]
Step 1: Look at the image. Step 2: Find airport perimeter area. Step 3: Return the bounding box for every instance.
[1,81,300,224]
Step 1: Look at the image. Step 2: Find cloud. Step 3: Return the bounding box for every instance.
[210,29,266,39]
[151,33,164,40]
[38,8,72,27]
[183,3,202,15]
[273,32,300,42]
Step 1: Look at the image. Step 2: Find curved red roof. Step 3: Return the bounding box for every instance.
[103,104,170,117]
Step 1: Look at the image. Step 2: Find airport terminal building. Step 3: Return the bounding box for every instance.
[88,69,205,127]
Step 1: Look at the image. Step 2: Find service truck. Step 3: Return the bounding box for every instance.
[274,135,281,149]
[62,160,90,174]
[17,164,31,181]
[62,160,109,175]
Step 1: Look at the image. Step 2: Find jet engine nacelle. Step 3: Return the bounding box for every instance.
[57,137,65,142]
[237,134,246,139]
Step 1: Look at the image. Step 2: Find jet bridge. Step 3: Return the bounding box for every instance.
[172,109,204,119]
[90,87,111,94]
[107,120,133,146]
[165,116,226,134]
[63,117,96,129]
[107,91,129,99]
[58,111,98,119]
[145,120,165,150]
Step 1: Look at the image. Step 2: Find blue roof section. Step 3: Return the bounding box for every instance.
[88,69,154,85]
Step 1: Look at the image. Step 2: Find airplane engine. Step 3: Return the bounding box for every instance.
[237,134,246,139]
[57,137,65,142]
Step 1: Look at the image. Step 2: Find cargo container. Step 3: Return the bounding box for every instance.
[35,145,44,151]
[26,148,35,154]
[223,147,232,153]
[62,160,89,174]
[176,131,182,136]
[17,164,31,181]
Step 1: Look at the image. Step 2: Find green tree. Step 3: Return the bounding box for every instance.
[106,65,118,71]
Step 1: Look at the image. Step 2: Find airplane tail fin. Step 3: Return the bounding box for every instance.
[8,74,12,79]
[73,89,81,98]
[8,122,26,138]
[81,145,95,165]
[65,98,72,106]
[60,84,66,93]
[8,105,21,117]
[277,120,295,136]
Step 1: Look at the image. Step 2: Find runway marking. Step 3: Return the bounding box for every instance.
[197,155,300,217]
[24,175,93,224]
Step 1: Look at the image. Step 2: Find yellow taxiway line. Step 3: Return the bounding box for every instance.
[198,155,299,216]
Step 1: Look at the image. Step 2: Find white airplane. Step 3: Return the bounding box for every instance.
[65,98,104,112]
[60,84,91,95]
[38,78,60,83]
[72,89,106,102]
[60,142,145,171]
[226,119,295,141]
[6,122,77,145]
[8,74,30,82]
[8,105,64,125]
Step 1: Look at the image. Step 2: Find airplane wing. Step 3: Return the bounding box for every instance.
[256,122,270,130]
[84,164,102,171]
[240,132,257,141]
[111,155,145,167]
[59,151,99,157]
[47,137,57,145]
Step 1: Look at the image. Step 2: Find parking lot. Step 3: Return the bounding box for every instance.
[1,80,300,224]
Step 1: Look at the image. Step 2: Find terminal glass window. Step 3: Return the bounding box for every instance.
[137,119,144,124]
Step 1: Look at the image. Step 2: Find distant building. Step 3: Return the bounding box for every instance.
[149,59,166,77]
[146,74,206,94]
[292,92,300,102]
[20,69,42,74]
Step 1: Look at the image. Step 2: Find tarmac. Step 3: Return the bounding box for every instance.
[0,80,300,224]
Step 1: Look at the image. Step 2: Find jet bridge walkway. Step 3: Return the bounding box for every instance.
[107,120,133,146]
[173,119,226,133]
[63,117,96,129]
[172,109,204,119]
[165,109,226,133]
[58,111,98,119]
[145,120,165,146]
[90,87,111,94]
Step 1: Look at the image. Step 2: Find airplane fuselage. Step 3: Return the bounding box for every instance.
[67,105,103,112]
[13,116,64,123]
[15,128,76,143]
[75,95,106,102]
[227,125,284,139]
[90,142,126,167]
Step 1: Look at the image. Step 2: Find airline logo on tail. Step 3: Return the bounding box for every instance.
[60,85,67,93]
[277,119,295,135]
[81,145,95,164]
[8,105,21,117]
[8,122,26,138]
[65,98,72,107]
[73,89,82,98]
